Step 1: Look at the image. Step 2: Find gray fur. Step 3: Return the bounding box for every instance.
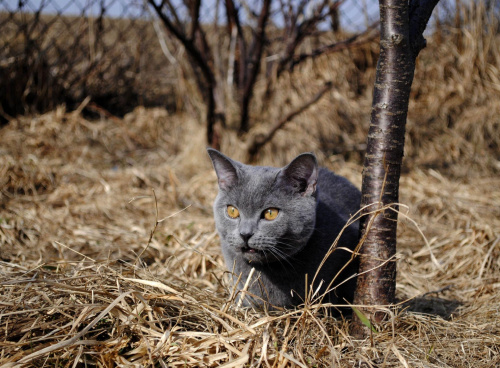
[207,149,360,311]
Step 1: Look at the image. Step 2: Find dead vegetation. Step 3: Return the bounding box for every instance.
[1,102,499,366]
[1,2,500,367]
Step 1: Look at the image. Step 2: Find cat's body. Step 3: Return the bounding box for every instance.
[208,149,360,311]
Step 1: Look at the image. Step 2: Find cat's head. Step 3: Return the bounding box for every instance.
[207,149,318,265]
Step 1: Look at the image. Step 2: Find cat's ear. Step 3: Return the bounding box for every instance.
[207,148,240,191]
[278,153,318,196]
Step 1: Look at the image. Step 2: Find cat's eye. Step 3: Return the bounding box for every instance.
[263,208,279,221]
[227,205,240,219]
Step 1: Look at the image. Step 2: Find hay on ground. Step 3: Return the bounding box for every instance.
[1,105,499,367]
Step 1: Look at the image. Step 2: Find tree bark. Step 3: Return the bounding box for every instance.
[350,0,439,338]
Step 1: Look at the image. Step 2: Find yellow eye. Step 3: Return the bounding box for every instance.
[227,205,240,219]
[264,208,279,221]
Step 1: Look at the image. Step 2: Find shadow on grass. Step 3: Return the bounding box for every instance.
[402,296,462,319]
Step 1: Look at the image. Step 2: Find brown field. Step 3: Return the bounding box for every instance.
[1,4,500,368]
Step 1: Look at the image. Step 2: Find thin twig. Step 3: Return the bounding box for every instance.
[248,81,333,160]
[135,188,159,265]
[289,23,379,70]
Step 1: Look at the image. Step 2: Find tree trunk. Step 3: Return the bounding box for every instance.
[350,0,439,338]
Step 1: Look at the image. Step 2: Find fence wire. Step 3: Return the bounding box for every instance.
[0,0,180,122]
[1,0,484,122]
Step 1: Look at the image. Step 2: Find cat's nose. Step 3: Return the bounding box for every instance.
[239,220,255,244]
[239,231,253,244]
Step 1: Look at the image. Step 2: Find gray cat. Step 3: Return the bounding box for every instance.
[207,149,360,312]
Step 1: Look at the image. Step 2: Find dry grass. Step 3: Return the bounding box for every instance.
[1,3,500,366]
[0,98,499,367]
[243,2,500,178]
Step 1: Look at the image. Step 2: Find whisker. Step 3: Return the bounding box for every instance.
[267,247,296,270]
[274,240,298,248]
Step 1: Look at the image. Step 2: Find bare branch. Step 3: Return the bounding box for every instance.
[225,0,247,87]
[150,13,177,64]
[409,0,441,55]
[148,0,215,92]
[165,0,183,30]
[148,0,220,148]
[245,0,272,90]
[188,0,201,40]
[148,1,189,50]
[227,25,238,86]
[247,81,333,160]
[289,22,379,71]
[275,0,343,78]
[239,0,272,133]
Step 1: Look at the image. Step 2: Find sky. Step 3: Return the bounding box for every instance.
[0,0,381,32]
